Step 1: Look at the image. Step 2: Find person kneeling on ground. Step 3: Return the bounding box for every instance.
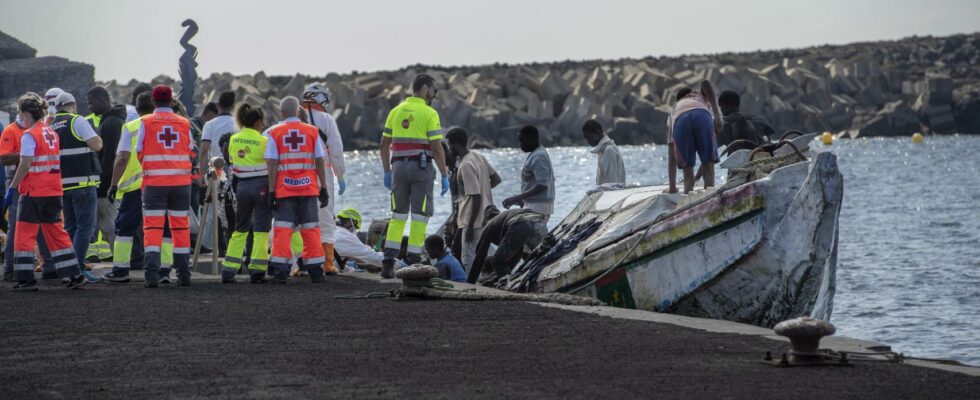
[423,235,466,283]
[467,208,549,286]
[717,90,776,152]
[666,80,722,194]
[334,207,406,271]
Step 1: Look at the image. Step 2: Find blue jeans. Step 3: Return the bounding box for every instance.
[63,187,98,266]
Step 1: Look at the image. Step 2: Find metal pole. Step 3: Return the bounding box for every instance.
[191,182,211,273]
[210,174,220,275]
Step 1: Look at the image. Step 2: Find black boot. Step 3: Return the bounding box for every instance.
[221,270,237,283]
[308,265,324,283]
[176,268,191,287]
[381,259,395,279]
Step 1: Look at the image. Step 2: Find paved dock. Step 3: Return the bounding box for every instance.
[0,272,977,399]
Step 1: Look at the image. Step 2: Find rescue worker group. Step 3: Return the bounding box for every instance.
[1,73,547,291]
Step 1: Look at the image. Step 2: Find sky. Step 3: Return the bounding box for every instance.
[2,0,978,82]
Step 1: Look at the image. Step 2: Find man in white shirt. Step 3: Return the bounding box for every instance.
[446,127,501,271]
[582,119,626,186]
[301,83,347,275]
[333,207,406,270]
[196,91,237,252]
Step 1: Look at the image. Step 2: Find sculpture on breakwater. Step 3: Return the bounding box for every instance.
[178,19,198,118]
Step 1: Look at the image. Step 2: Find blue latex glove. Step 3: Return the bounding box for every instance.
[3,187,15,208]
[338,179,347,195]
[440,175,450,196]
[383,172,392,191]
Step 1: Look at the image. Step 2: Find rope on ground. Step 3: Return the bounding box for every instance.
[334,265,604,306]
[396,284,604,306]
[334,291,393,300]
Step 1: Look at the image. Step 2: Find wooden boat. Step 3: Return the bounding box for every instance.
[506,134,842,327]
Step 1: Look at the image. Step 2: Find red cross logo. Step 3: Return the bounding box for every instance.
[42,128,57,149]
[157,126,179,149]
[283,129,306,152]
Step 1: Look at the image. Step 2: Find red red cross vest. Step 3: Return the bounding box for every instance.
[139,111,193,187]
[268,121,320,198]
[20,122,63,197]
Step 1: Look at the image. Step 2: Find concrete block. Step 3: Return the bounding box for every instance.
[0,31,36,61]
[0,56,94,113]
[924,73,953,105]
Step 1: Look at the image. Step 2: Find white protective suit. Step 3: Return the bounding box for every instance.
[334,223,384,268]
[307,106,346,245]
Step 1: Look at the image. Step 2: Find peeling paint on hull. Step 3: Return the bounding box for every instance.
[513,151,843,328]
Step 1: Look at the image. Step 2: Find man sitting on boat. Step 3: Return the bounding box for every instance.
[467,208,549,286]
[717,90,775,152]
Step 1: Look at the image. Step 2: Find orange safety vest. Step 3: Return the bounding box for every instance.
[139,111,193,187]
[21,122,63,197]
[268,121,320,198]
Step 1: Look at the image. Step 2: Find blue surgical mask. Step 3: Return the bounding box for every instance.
[15,114,24,127]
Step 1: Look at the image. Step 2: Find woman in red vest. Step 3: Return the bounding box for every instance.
[6,93,87,291]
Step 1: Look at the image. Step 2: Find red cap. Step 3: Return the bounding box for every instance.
[152,85,173,101]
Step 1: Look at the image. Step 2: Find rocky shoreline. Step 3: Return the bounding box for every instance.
[3,30,979,149]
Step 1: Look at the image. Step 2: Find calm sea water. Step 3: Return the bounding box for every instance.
[336,136,979,365]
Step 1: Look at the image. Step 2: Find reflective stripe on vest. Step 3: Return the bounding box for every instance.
[116,118,144,198]
[229,128,268,179]
[268,121,319,198]
[52,113,101,190]
[85,113,100,130]
[139,112,193,187]
[383,97,443,158]
[21,123,63,197]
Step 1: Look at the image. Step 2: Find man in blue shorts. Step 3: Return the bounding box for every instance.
[666,80,723,193]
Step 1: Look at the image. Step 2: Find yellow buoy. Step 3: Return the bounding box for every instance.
[821,131,833,145]
[912,132,924,144]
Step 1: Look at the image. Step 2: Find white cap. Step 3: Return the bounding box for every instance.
[45,88,64,114]
[54,92,76,107]
[44,88,64,104]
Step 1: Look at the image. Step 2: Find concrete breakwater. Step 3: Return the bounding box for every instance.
[95,32,980,149]
[2,29,979,149]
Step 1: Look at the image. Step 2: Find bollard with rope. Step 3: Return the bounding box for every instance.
[191,156,224,275]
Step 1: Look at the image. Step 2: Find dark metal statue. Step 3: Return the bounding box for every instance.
[178,19,199,118]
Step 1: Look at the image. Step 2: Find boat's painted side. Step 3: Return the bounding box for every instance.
[577,210,765,311]
[538,184,765,293]
[526,149,842,327]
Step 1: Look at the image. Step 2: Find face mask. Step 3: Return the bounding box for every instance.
[47,105,57,115]
[15,114,24,127]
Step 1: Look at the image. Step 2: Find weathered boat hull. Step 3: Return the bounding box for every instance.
[511,150,842,328]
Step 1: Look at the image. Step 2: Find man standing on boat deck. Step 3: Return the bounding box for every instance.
[666,80,723,194]
[582,119,625,186]
[717,90,776,152]
[379,74,450,279]
[502,125,555,223]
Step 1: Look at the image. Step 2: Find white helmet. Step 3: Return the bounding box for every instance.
[302,83,331,108]
[44,87,64,115]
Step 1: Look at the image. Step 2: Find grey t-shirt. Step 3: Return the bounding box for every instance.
[521,147,555,204]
